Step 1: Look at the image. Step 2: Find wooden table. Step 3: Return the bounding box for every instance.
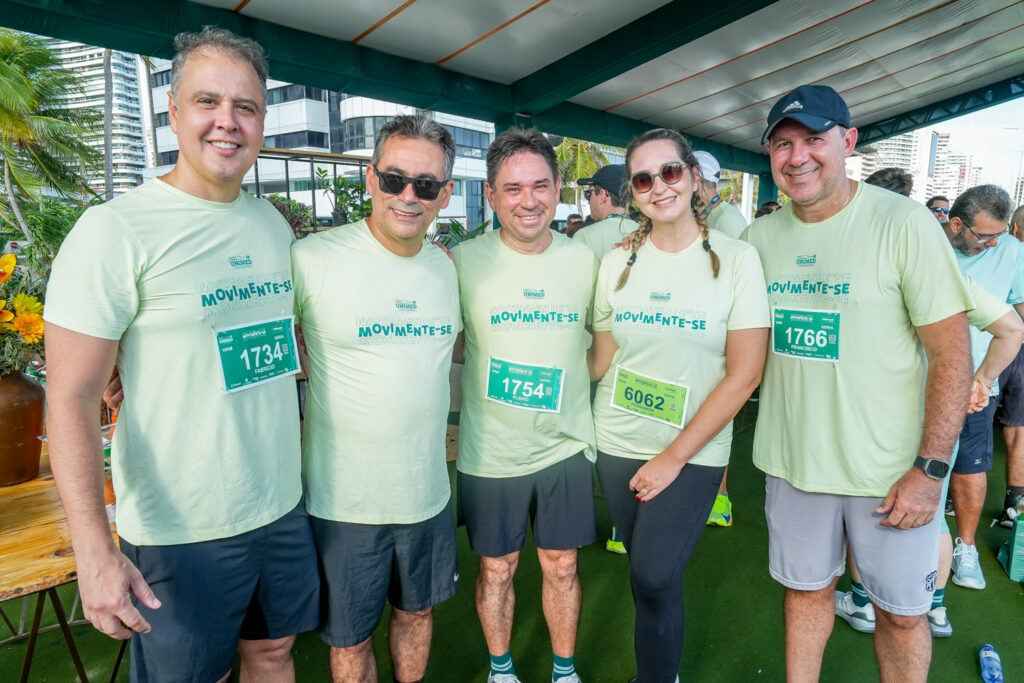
[0,446,122,682]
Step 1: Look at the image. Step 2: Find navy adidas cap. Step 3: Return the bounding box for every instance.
[761,85,851,145]
[578,165,627,195]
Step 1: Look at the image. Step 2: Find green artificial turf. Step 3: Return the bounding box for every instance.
[3,403,1022,681]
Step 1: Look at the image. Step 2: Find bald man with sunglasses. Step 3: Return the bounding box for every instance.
[291,115,461,683]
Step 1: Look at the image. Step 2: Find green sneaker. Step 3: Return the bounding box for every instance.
[707,492,733,527]
[605,526,626,554]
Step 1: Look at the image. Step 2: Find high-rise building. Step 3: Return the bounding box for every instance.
[44,39,146,196]
[1014,176,1024,208]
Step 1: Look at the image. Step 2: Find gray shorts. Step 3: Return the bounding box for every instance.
[311,500,458,648]
[765,476,939,616]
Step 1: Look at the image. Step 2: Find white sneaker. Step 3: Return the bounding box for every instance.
[951,538,986,589]
[927,605,953,637]
[834,590,876,633]
[488,675,522,683]
[553,674,582,683]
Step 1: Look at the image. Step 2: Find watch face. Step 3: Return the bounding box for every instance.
[926,460,949,478]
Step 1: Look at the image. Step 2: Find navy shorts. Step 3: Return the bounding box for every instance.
[997,346,1024,427]
[457,451,597,557]
[312,500,459,648]
[953,400,997,474]
[120,502,320,683]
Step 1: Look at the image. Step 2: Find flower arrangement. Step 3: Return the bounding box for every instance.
[0,253,46,377]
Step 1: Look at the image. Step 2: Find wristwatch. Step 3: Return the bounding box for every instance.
[913,456,950,480]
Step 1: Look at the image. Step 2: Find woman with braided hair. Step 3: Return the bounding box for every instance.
[587,128,770,683]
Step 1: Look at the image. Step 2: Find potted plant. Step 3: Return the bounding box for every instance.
[0,252,46,485]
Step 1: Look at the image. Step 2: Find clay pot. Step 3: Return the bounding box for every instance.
[0,371,45,486]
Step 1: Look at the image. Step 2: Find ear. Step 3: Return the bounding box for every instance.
[484,181,496,210]
[947,216,963,235]
[167,91,179,134]
[842,126,859,156]
[438,180,454,210]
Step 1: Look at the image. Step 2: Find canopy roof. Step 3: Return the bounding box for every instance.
[5,0,1024,176]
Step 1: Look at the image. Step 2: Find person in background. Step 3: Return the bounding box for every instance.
[753,201,781,219]
[574,165,637,260]
[926,195,950,225]
[693,150,748,238]
[864,167,913,197]
[566,213,584,237]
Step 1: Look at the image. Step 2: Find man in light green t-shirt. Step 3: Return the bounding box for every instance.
[694,150,748,239]
[745,85,972,682]
[44,28,318,682]
[453,127,597,683]
[292,116,461,683]
[574,164,638,260]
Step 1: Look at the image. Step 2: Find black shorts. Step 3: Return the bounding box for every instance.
[997,346,1024,427]
[312,500,458,648]
[120,502,320,683]
[954,400,997,474]
[457,451,597,557]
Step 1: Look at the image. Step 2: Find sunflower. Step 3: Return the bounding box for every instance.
[0,300,11,324]
[0,254,14,285]
[6,312,43,344]
[12,292,42,316]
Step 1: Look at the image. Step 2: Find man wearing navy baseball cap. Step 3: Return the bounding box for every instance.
[744,84,972,681]
[575,164,638,260]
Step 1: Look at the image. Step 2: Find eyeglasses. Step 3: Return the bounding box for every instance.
[583,187,597,200]
[373,168,448,200]
[930,206,950,215]
[966,222,1009,243]
[629,161,686,193]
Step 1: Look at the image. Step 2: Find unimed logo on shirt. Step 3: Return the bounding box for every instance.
[228,255,253,268]
[796,254,817,267]
[650,291,671,302]
[395,299,417,311]
[522,288,545,299]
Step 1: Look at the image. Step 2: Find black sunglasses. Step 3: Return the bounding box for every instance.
[629,161,686,193]
[374,168,448,200]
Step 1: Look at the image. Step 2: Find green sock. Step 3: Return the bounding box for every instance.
[850,580,870,608]
[931,587,945,610]
[489,650,514,677]
[553,653,576,681]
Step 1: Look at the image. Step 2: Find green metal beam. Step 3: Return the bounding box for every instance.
[857,71,1024,147]
[758,172,778,202]
[511,0,778,115]
[0,0,768,173]
[0,0,514,122]
[527,103,769,174]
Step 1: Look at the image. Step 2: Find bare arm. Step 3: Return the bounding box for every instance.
[969,309,1024,413]
[877,312,971,528]
[452,331,465,364]
[45,323,160,639]
[630,327,769,501]
[588,330,618,382]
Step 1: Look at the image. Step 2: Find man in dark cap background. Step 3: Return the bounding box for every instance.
[574,165,637,261]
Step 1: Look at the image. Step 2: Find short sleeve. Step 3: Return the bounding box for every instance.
[584,251,599,327]
[44,205,143,340]
[897,208,972,327]
[592,252,619,332]
[1007,241,1024,305]
[290,236,323,326]
[965,275,1012,330]
[726,244,771,330]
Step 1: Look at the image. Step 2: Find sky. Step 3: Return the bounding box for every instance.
[926,97,1024,192]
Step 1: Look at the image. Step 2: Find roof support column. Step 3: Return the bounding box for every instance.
[758,172,778,203]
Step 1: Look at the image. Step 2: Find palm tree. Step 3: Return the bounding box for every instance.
[0,31,99,243]
[554,137,609,214]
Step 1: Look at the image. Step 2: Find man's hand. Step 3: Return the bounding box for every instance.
[628,451,684,502]
[102,368,122,414]
[967,378,991,414]
[77,548,161,639]
[875,468,942,529]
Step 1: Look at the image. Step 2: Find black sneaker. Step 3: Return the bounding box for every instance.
[998,507,1018,529]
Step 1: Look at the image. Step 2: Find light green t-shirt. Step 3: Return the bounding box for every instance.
[744,182,973,496]
[292,220,460,524]
[45,179,302,545]
[592,235,769,466]
[709,201,747,239]
[574,215,639,261]
[453,230,598,477]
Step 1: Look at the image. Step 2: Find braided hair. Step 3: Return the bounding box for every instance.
[615,129,720,291]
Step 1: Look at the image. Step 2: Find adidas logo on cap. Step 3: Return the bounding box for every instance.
[782,100,803,113]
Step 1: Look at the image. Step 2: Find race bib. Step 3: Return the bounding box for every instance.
[214,316,300,393]
[772,307,840,362]
[610,365,688,427]
[486,357,564,413]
